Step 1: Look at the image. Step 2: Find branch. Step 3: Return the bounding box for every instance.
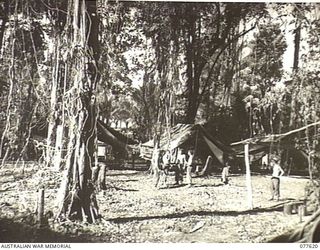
[200,22,257,98]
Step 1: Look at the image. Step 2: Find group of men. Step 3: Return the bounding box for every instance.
[151,147,195,188]
[151,146,286,201]
[151,147,233,188]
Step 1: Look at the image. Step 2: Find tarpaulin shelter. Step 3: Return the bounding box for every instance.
[230,121,320,209]
[231,134,294,155]
[231,121,320,154]
[30,120,137,159]
[139,123,234,165]
[97,120,137,158]
[230,122,320,168]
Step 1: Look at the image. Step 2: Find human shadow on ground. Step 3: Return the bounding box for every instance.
[106,203,288,224]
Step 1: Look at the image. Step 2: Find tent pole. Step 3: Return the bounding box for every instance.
[244,143,253,209]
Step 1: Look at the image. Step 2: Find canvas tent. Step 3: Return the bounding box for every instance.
[231,128,315,157]
[30,119,137,159]
[139,123,233,166]
[97,120,137,158]
[229,123,320,173]
[229,122,320,209]
[231,121,320,152]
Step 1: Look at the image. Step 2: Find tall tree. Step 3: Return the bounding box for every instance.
[50,0,101,223]
[0,0,9,52]
[0,0,46,162]
[138,2,265,124]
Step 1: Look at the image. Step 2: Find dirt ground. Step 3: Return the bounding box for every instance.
[0,164,312,243]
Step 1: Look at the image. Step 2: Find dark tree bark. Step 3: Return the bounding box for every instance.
[0,0,9,52]
[293,22,301,71]
[182,3,258,124]
[289,9,302,130]
[56,0,101,223]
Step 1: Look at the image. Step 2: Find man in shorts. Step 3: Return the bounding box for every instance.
[270,157,284,201]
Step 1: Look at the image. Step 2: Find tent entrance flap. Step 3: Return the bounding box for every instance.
[203,136,224,164]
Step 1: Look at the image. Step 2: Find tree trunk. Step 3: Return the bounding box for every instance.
[184,7,199,124]
[293,18,301,71]
[289,16,301,130]
[184,43,200,123]
[0,1,17,161]
[185,76,200,124]
[46,36,60,166]
[54,0,100,223]
[0,0,9,53]
[293,25,301,71]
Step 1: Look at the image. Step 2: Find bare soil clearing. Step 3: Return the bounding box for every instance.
[0,164,311,242]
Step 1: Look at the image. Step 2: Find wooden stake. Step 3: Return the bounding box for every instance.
[38,188,44,226]
[244,144,253,209]
[98,163,107,190]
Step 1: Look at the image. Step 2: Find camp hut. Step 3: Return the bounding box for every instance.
[139,124,234,172]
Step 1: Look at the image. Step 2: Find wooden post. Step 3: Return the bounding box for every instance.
[284,203,293,215]
[98,163,107,190]
[244,144,253,209]
[298,204,306,222]
[38,188,45,226]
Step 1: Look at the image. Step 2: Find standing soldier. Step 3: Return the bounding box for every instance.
[186,149,195,187]
[269,157,285,201]
[152,147,161,187]
[175,148,186,185]
[262,154,269,170]
[221,161,231,185]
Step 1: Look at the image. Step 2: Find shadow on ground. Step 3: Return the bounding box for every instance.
[0,217,99,243]
[106,203,288,223]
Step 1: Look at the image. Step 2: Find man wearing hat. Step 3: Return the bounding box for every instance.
[270,156,284,201]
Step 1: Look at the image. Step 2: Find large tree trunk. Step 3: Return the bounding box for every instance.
[184,8,200,124]
[185,76,200,124]
[0,0,9,53]
[289,15,301,130]
[54,0,100,223]
[293,24,301,71]
[293,9,301,72]
[46,35,61,167]
[0,0,18,161]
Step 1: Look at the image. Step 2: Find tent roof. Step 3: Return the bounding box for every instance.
[230,122,320,160]
[140,123,234,164]
[231,121,320,147]
[31,119,137,157]
[141,124,195,149]
[231,134,284,147]
[97,120,137,157]
[97,120,137,145]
